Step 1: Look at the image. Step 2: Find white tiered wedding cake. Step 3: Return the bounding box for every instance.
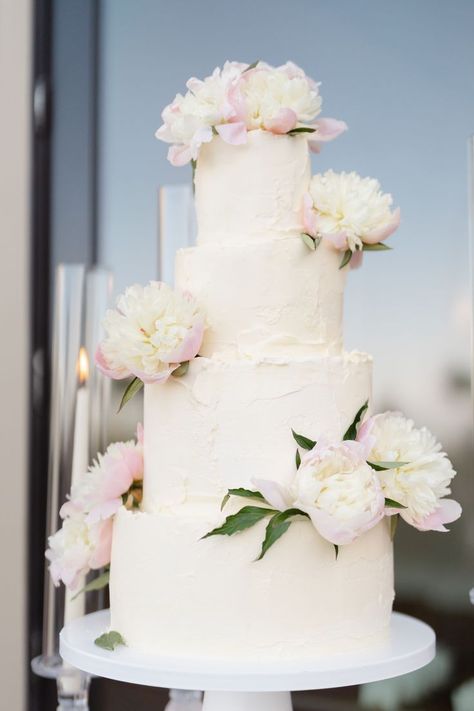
[47,60,461,661]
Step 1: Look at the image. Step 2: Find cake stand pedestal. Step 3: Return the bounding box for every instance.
[60,610,435,711]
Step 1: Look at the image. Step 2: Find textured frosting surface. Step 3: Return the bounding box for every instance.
[195,130,310,245]
[142,353,372,510]
[110,508,394,660]
[110,124,396,659]
[176,238,345,358]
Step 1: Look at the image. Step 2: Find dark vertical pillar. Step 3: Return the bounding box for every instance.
[28,2,100,709]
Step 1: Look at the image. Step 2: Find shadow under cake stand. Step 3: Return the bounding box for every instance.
[60,610,435,711]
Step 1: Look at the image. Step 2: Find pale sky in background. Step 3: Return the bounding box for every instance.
[98,0,474,445]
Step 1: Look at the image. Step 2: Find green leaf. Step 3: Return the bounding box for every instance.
[287,127,317,135]
[301,233,321,251]
[94,631,126,651]
[339,249,353,269]
[202,505,276,539]
[343,401,368,441]
[291,429,316,451]
[221,488,266,510]
[71,570,110,601]
[368,460,409,471]
[390,514,399,540]
[257,509,306,560]
[117,377,143,413]
[243,60,260,72]
[385,498,407,509]
[295,449,301,469]
[362,242,392,252]
[172,361,189,378]
[334,544,339,560]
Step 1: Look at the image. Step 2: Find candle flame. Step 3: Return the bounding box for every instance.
[77,347,89,385]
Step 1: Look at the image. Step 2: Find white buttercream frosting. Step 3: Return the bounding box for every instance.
[110,111,396,661]
[110,507,394,660]
[195,130,310,244]
[142,353,372,510]
[176,237,345,358]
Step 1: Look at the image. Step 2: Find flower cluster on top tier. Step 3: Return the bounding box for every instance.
[207,407,461,558]
[46,427,144,590]
[155,60,347,166]
[96,281,205,402]
[303,171,401,269]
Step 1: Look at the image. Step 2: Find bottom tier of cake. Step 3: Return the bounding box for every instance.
[110,505,394,660]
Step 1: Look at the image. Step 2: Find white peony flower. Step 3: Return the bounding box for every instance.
[239,61,322,132]
[292,439,385,545]
[367,412,461,531]
[62,427,144,524]
[46,511,112,591]
[304,170,400,256]
[155,61,247,166]
[96,281,205,384]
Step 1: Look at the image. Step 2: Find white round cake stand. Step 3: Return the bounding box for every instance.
[60,610,435,711]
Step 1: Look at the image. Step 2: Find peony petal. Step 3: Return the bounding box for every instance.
[215,121,248,145]
[324,231,349,251]
[86,498,122,525]
[407,498,462,532]
[226,82,247,123]
[186,76,204,93]
[356,417,376,459]
[363,207,401,244]
[136,422,144,446]
[89,519,113,570]
[191,126,213,149]
[167,144,194,167]
[129,365,173,385]
[308,118,348,152]
[251,478,293,511]
[300,506,357,546]
[264,108,298,134]
[95,345,130,381]
[155,123,174,143]
[59,500,81,519]
[304,500,384,546]
[162,318,205,364]
[349,250,364,270]
[119,444,144,482]
[101,458,135,500]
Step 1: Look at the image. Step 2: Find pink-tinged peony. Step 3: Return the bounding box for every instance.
[46,513,113,591]
[303,171,400,264]
[365,412,461,532]
[95,281,205,384]
[292,439,385,545]
[155,60,346,165]
[155,61,247,165]
[64,429,144,524]
[237,61,321,132]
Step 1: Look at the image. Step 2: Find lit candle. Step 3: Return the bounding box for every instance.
[64,347,90,625]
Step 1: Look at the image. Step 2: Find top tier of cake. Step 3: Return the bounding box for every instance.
[195,129,310,244]
[175,131,346,358]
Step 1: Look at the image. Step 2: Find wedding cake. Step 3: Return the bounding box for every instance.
[47,61,461,660]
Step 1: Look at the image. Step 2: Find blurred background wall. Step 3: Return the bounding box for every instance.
[0,0,31,708]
